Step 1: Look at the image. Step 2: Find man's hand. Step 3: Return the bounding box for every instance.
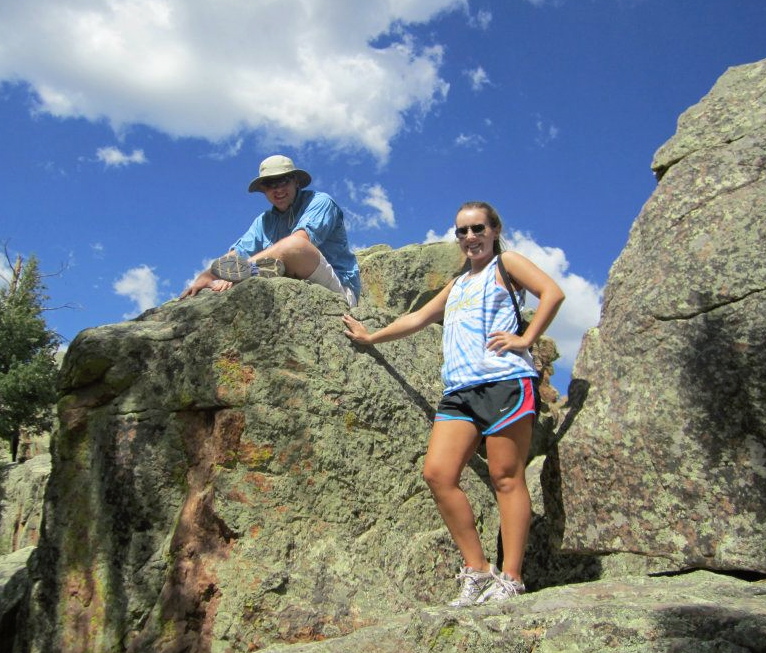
[180,271,233,299]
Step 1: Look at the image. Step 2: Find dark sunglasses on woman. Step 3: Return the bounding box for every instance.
[455,224,487,238]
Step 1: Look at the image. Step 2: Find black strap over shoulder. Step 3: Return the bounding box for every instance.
[497,255,527,336]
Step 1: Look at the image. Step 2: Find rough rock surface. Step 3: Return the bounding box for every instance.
[253,571,766,653]
[548,59,766,573]
[9,59,766,651]
[0,547,35,651]
[0,456,51,556]
[355,242,465,315]
[19,245,545,653]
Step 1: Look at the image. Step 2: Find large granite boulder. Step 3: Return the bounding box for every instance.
[11,56,766,651]
[356,242,464,313]
[548,59,766,573]
[18,245,527,652]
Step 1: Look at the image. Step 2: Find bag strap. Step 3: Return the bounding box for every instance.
[496,254,525,335]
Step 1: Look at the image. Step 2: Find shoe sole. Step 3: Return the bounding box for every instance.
[256,257,285,278]
[210,256,255,282]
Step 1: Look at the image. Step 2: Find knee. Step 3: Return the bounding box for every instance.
[270,236,319,278]
[422,463,439,490]
[276,234,315,256]
[422,463,455,493]
[488,468,526,495]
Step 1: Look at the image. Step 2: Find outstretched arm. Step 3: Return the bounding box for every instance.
[342,282,454,346]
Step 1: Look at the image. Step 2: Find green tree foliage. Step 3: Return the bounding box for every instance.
[0,252,61,460]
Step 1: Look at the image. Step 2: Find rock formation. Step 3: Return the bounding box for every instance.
[547,58,766,575]
[0,455,49,651]
[18,241,565,652]
[3,58,766,652]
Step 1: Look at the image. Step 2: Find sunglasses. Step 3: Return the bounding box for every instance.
[454,223,488,238]
[261,175,294,190]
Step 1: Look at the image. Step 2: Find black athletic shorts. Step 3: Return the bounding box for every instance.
[434,377,539,436]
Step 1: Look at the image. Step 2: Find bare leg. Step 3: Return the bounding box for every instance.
[484,415,534,582]
[422,420,487,571]
[256,233,320,280]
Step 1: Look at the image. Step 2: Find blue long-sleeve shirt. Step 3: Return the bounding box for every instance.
[230,189,361,298]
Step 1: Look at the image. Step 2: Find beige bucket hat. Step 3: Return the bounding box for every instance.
[248,155,312,193]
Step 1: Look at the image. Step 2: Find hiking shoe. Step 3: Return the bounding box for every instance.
[210,255,258,282]
[475,567,525,604]
[256,257,285,278]
[448,566,495,607]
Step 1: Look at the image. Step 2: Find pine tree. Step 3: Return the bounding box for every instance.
[0,251,61,461]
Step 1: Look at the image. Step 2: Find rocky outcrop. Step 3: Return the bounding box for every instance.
[548,59,766,574]
[0,547,35,652]
[0,455,50,650]
[8,59,766,652]
[19,247,556,653]
[355,242,464,314]
[5,241,566,653]
[0,456,50,556]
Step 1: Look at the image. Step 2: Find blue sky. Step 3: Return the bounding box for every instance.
[1,0,764,394]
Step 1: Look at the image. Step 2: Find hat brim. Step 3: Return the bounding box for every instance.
[248,170,312,193]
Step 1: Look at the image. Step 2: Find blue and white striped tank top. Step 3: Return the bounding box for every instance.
[442,256,537,394]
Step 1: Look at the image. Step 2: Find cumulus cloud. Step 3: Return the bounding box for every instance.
[503,230,602,368]
[0,0,468,161]
[423,227,603,373]
[465,66,490,92]
[113,264,161,318]
[344,181,396,229]
[96,146,147,167]
[424,227,455,243]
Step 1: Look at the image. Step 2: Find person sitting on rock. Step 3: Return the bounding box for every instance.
[180,154,361,306]
[342,201,564,606]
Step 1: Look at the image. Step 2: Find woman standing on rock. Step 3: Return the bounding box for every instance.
[342,201,564,606]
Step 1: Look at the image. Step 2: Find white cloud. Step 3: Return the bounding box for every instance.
[455,132,487,150]
[424,227,455,243]
[209,138,244,161]
[422,227,603,374]
[502,230,602,368]
[0,257,12,290]
[96,146,147,167]
[113,264,161,318]
[535,115,560,147]
[0,0,469,161]
[469,9,493,30]
[465,66,490,92]
[183,258,216,293]
[344,181,396,229]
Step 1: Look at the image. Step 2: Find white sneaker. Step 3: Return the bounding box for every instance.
[448,565,496,607]
[476,567,526,604]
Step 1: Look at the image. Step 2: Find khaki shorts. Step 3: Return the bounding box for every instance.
[307,253,358,307]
